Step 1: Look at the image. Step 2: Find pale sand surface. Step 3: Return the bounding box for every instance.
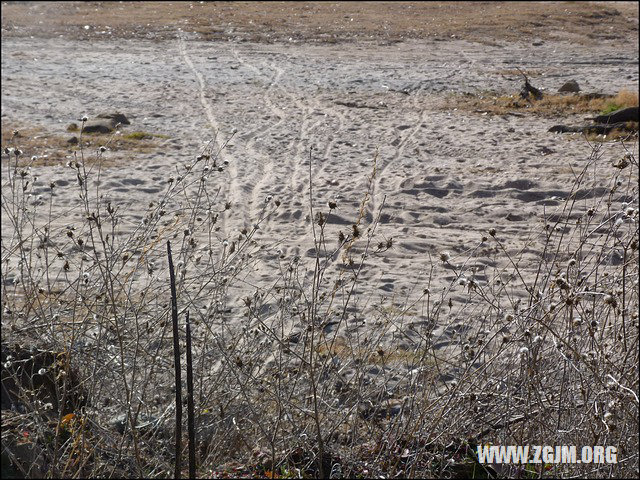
[2,2,639,379]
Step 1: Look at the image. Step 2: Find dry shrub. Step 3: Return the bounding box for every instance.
[1,125,638,478]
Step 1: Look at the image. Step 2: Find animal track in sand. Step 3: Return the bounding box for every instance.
[177,35,236,236]
[230,49,287,229]
[260,63,348,244]
[373,88,434,218]
[230,50,347,246]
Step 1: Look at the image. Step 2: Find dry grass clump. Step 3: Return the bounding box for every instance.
[582,123,640,142]
[123,131,170,141]
[1,126,638,478]
[450,88,639,117]
[601,89,640,114]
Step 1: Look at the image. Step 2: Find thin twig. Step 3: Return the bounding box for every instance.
[186,310,197,478]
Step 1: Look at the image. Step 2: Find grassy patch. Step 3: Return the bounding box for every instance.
[448,88,639,117]
[123,131,170,140]
[1,123,167,167]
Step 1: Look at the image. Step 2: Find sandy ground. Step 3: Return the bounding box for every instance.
[2,1,639,44]
[2,2,639,352]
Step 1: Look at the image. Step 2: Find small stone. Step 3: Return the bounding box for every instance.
[67,136,79,144]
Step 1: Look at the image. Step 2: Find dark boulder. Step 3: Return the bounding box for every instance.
[558,80,580,93]
[96,112,130,125]
[82,112,130,133]
[82,119,116,133]
[549,122,636,135]
[590,106,638,124]
[1,343,86,415]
